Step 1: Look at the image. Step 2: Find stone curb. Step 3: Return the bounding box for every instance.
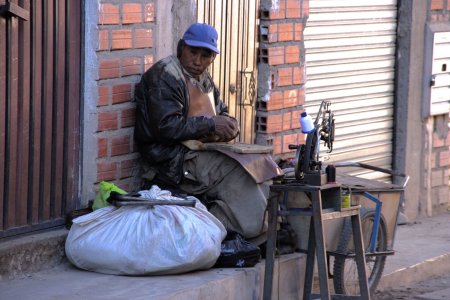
[378,252,450,290]
[0,229,68,280]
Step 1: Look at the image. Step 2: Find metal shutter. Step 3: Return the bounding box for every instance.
[304,0,398,180]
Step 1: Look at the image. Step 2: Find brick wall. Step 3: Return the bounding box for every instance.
[430,0,450,21]
[95,1,155,192]
[256,0,309,161]
[428,0,450,212]
[430,115,450,213]
[90,0,310,196]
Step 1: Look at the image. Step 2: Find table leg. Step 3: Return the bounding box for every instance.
[351,214,371,300]
[263,193,279,300]
[311,191,331,300]
[303,216,316,300]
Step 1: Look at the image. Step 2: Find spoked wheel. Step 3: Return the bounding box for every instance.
[333,208,388,296]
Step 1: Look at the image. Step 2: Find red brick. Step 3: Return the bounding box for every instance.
[98,111,118,131]
[98,137,108,158]
[116,180,131,191]
[285,45,300,64]
[298,88,306,105]
[439,151,450,167]
[282,133,298,153]
[433,132,445,147]
[431,0,444,10]
[134,29,153,48]
[121,57,142,76]
[144,55,154,71]
[294,23,303,41]
[97,161,117,182]
[111,135,131,156]
[293,66,304,84]
[122,3,143,24]
[99,4,120,25]
[283,89,299,108]
[273,136,282,155]
[286,0,301,18]
[144,3,155,22]
[112,83,132,104]
[99,59,120,79]
[268,24,278,43]
[266,91,284,110]
[269,0,286,20]
[299,132,306,144]
[283,111,292,131]
[301,0,310,18]
[266,114,283,133]
[292,110,301,130]
[431,169,444,187]
[446,130,450,146]
[121,107,136,128]
[279,23,294,41]
[120,158,137,178]
[278,67,293,86]
[112,29,133,49]
[269,46,285,65]
[98,85,110,106]
[98,30,109,51]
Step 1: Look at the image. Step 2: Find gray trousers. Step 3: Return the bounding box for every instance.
[179,150,270,240]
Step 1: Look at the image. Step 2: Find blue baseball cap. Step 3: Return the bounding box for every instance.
[182,23,220,54]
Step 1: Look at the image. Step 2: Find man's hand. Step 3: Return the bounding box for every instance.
[212,115,240,142]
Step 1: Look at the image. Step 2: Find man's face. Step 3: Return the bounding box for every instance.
[179,45,216,78]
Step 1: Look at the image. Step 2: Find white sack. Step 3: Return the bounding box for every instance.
[65,185,226,275]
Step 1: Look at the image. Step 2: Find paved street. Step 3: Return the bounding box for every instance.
[374,273,450,300]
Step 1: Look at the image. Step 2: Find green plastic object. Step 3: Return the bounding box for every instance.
[92,181,127,210]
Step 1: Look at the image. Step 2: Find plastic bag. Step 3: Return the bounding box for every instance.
[65,185,227,275]
[214,231,261,268]
[92,181,127,211]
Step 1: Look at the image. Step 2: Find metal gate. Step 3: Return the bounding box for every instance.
[304,0,398,181]
[197,0,259,144]
[0,0,81,238]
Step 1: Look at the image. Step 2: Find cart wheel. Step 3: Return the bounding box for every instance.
[333,208,388,296]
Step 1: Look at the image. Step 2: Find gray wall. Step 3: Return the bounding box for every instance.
[394,0,428,220]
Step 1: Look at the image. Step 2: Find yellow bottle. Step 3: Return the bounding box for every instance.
[341,188,351,209]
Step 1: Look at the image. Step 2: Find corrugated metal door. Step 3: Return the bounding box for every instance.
[197,0,259,144]
[304,0,398,180]
[0,0,81,238]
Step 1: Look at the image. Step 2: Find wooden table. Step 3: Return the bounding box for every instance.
[263,182,370,300]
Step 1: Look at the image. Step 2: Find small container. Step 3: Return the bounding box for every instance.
[341,187,351,209]
[300,112,314,133]
[325,164,336,183]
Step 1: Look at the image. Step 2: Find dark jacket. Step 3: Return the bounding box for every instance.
[134,55,229,184]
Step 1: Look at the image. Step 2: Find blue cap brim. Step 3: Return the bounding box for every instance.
[184,39,220,54]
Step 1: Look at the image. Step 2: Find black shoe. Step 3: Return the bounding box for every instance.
[214,231,261,268]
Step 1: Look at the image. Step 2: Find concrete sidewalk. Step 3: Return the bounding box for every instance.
[378,212,450,290]
[0,212,449,299]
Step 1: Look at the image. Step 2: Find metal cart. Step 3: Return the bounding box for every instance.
[331,162,409,295]
[283,162,409,296]
[268,100,410,296]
